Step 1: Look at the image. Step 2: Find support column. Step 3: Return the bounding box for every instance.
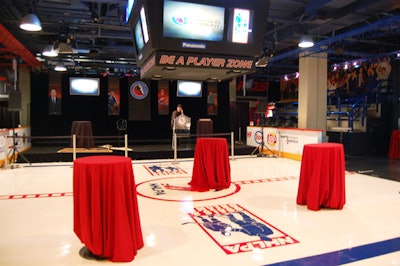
[298,52,327,131]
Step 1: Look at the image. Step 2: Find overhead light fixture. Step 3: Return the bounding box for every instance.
[54,62,67,72]
[207,76,218,82]
[227,69,241,74]
[20,13,42,31]
[298,35,314,48]
[42,45,58,57]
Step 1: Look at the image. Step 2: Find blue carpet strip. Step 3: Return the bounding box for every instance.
[265,237,400,266]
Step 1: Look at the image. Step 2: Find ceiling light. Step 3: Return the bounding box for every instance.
[20,13,42,31]
[227,70,241,74]
[353,61,360,68]
[298,36,314,48]
[42,45,58,57]
[54,62,67,72]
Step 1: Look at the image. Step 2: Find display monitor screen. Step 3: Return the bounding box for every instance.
[134,19,145,54]
[140,6,149,43]
[177,80,202,97]
[70,77,100,96]
[228,8,254,44]
[163,0,225,41]
[125,0,135,23]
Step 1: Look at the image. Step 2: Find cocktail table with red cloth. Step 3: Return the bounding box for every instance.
[70,120,95,148]
[296,143,346,211]
[73,155,143,262]
[189,138,231,191]
[388,130,400,159]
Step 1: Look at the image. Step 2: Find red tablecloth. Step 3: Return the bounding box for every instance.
[189,138,231,191]
[388,130,400,159]
[73,155,143,262]
[71,121,94,148]
[296,143,346,211]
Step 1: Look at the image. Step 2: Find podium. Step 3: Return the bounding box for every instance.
[70,121,94,148]
[197,118,213,136]
[172,115,191,149]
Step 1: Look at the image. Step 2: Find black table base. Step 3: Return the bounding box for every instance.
[79,246,107,261]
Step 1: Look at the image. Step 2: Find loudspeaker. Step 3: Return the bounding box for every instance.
[8,90,21,111]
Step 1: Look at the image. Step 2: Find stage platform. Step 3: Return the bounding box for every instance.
[10,139,400,182]
[15,138,255,163]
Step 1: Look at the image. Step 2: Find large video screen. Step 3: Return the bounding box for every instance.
[132,4,150,61]
[70,77,100,96]
[177,80,202,97]
[163,0,225,41]
[140,5,149,43]
[134,19,145,54]
[227,8,254,44]
[125,0,135,23]
[128,0,270,66]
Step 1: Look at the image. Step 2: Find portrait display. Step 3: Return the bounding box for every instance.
[158,80,169,115]
[48,72,62,115]
[108,76,120,115]
[207,84,218,115]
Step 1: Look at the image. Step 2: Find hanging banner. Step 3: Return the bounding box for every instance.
[207,83,218,115]
[108,76,120,115]
[128,79,151,121]
[48,72,62,115]
[158,80,169,115]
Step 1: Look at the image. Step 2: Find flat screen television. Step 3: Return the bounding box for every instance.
[163,0,225,41]
[140,5,149,43]
[134,19,145,54]
[128,0,269,66]
[177,80,202,97]
[132,5,150,59]
[227,8,254,44]
[125,0,135,23]
[69,77,100,96]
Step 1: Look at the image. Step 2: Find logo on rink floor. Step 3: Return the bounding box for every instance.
[143,164,188,176]
[186,203,299,254]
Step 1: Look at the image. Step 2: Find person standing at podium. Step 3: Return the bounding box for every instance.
[171,104,184,130]
[171,104,188,149]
